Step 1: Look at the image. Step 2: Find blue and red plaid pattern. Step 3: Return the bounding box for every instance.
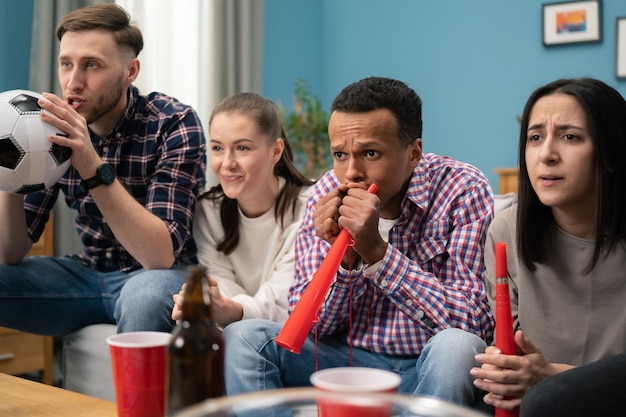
[292,153,494,355]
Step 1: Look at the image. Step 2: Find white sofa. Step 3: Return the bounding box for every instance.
[62,324,117,401]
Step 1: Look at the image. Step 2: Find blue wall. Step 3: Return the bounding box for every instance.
[0,0,34,91]
[4,1,626,190]
[263,0,626,189]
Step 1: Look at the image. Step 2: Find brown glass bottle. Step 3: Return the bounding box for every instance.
[167,265,225,415]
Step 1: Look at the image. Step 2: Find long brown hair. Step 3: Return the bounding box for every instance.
[201,92,314,255]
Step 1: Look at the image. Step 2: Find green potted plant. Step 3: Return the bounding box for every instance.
[278,78,331,179]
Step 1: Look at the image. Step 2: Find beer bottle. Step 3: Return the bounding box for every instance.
[167,265,225,415]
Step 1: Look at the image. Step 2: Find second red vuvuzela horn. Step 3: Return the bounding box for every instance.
[494,242,518,417]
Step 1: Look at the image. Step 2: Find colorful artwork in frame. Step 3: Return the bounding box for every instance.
[543,0,601,46]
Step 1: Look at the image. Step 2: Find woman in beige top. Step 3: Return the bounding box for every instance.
[471,78,626,415]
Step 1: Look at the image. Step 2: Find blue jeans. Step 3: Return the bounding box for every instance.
[0,255,187,335]
[223,319,487,407]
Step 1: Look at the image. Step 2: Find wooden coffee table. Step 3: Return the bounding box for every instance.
[0,373,116,416]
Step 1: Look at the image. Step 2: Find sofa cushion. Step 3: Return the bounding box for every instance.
[62,324,117,402]
[494,192,517,215]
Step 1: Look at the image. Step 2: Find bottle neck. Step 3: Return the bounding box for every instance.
[181,302,214,323]
[180,266,215,323]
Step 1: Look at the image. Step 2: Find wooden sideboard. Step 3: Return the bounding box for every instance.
[0,215,55,384]
[494,167,518,195]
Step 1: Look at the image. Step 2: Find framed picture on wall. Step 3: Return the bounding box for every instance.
[542,0,601,46]
[617,18,626,79]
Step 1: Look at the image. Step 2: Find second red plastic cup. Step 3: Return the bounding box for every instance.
[310,367,401,417]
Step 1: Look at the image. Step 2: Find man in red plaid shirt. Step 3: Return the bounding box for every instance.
[224,76,494,407]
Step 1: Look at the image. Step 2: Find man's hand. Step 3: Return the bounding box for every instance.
[339,184,386,265]
[38,92,102,178]
[313,183,386,268]
[313,183,349,245]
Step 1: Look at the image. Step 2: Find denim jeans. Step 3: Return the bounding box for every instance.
[223,319,487,407]
[0,255,187,335]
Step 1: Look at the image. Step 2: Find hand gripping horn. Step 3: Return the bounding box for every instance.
[275,183,379,354]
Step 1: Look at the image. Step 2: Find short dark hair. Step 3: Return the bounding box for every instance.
[56,3,143,57]
[517,78,626,272]
[331,76,422,148]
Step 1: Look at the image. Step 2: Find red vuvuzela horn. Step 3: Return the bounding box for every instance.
[275,183,379,354]
[494,242,519,417]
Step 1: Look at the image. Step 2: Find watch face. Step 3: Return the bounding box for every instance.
[98,164,116,184]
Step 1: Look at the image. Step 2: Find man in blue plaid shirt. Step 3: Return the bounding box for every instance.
[0,4,205,335]
[224,76,494,407]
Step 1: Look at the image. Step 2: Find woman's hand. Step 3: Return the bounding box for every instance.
[171,275,244,326]
[171,283,186,322]
[470,330,555,410]
[204,274,243,326]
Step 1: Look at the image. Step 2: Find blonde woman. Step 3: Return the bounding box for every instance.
[172,92,314,327]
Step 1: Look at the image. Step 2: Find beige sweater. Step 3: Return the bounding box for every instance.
[484,204,626,366]
[193,179,313,324]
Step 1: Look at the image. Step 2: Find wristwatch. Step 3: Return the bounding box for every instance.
[80,163,116,192]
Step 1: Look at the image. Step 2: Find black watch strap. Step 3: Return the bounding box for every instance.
[80,163,115,192]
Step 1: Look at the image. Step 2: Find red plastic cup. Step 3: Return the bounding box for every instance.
[310,367,401,417]
[107,331,171,417]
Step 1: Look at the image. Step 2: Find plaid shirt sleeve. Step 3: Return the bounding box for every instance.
[143,104,206,259]
[291,156,494,356]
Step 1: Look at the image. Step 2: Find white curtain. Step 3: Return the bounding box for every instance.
[114,0,217,139]
[116,0,265,189]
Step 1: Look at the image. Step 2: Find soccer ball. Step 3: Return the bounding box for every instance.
[0,89,71,194]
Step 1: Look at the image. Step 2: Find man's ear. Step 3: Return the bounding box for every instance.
[126,58,140,84]
[409,138,422,164]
